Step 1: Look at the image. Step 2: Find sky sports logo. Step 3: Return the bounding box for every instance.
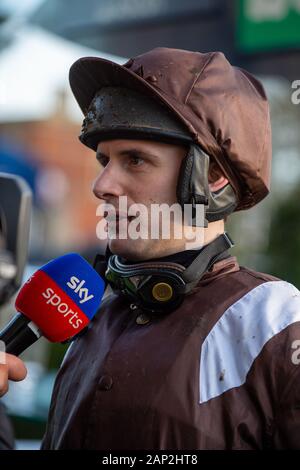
[15,254,105,343]
[66,276,95,304]
[28,273,94,305]
[41,276,95,330]
[42,287,83,330]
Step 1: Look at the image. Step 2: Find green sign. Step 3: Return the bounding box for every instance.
[237,0,300,52]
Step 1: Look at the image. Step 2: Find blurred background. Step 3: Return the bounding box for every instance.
[0,0,300,449]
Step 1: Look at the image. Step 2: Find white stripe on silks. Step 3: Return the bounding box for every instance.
[199,281,300,404]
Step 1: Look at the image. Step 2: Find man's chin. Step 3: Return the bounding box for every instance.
[108,238,148,261]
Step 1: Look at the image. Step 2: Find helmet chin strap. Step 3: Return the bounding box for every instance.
[94,233,234,315]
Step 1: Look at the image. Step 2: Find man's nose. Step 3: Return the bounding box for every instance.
[92,165,124,200]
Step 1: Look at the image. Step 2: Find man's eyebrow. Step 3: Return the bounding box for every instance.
[96,148,159,161]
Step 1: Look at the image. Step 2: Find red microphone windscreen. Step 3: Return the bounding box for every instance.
[15,253,105,342]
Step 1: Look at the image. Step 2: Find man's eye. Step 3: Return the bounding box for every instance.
[130,156,144,166]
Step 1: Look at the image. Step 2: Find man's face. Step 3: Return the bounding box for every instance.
[93,139,191,261]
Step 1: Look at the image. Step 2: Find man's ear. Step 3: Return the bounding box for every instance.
[208,161,229,192]
[209,176,229,192]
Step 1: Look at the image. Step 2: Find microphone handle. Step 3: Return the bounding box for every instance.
[0,313,29,343]
[0,313,42,356]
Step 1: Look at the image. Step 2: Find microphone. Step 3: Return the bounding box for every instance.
[0,253,105,356]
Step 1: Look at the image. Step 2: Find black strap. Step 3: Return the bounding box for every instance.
[182,232,234,286]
